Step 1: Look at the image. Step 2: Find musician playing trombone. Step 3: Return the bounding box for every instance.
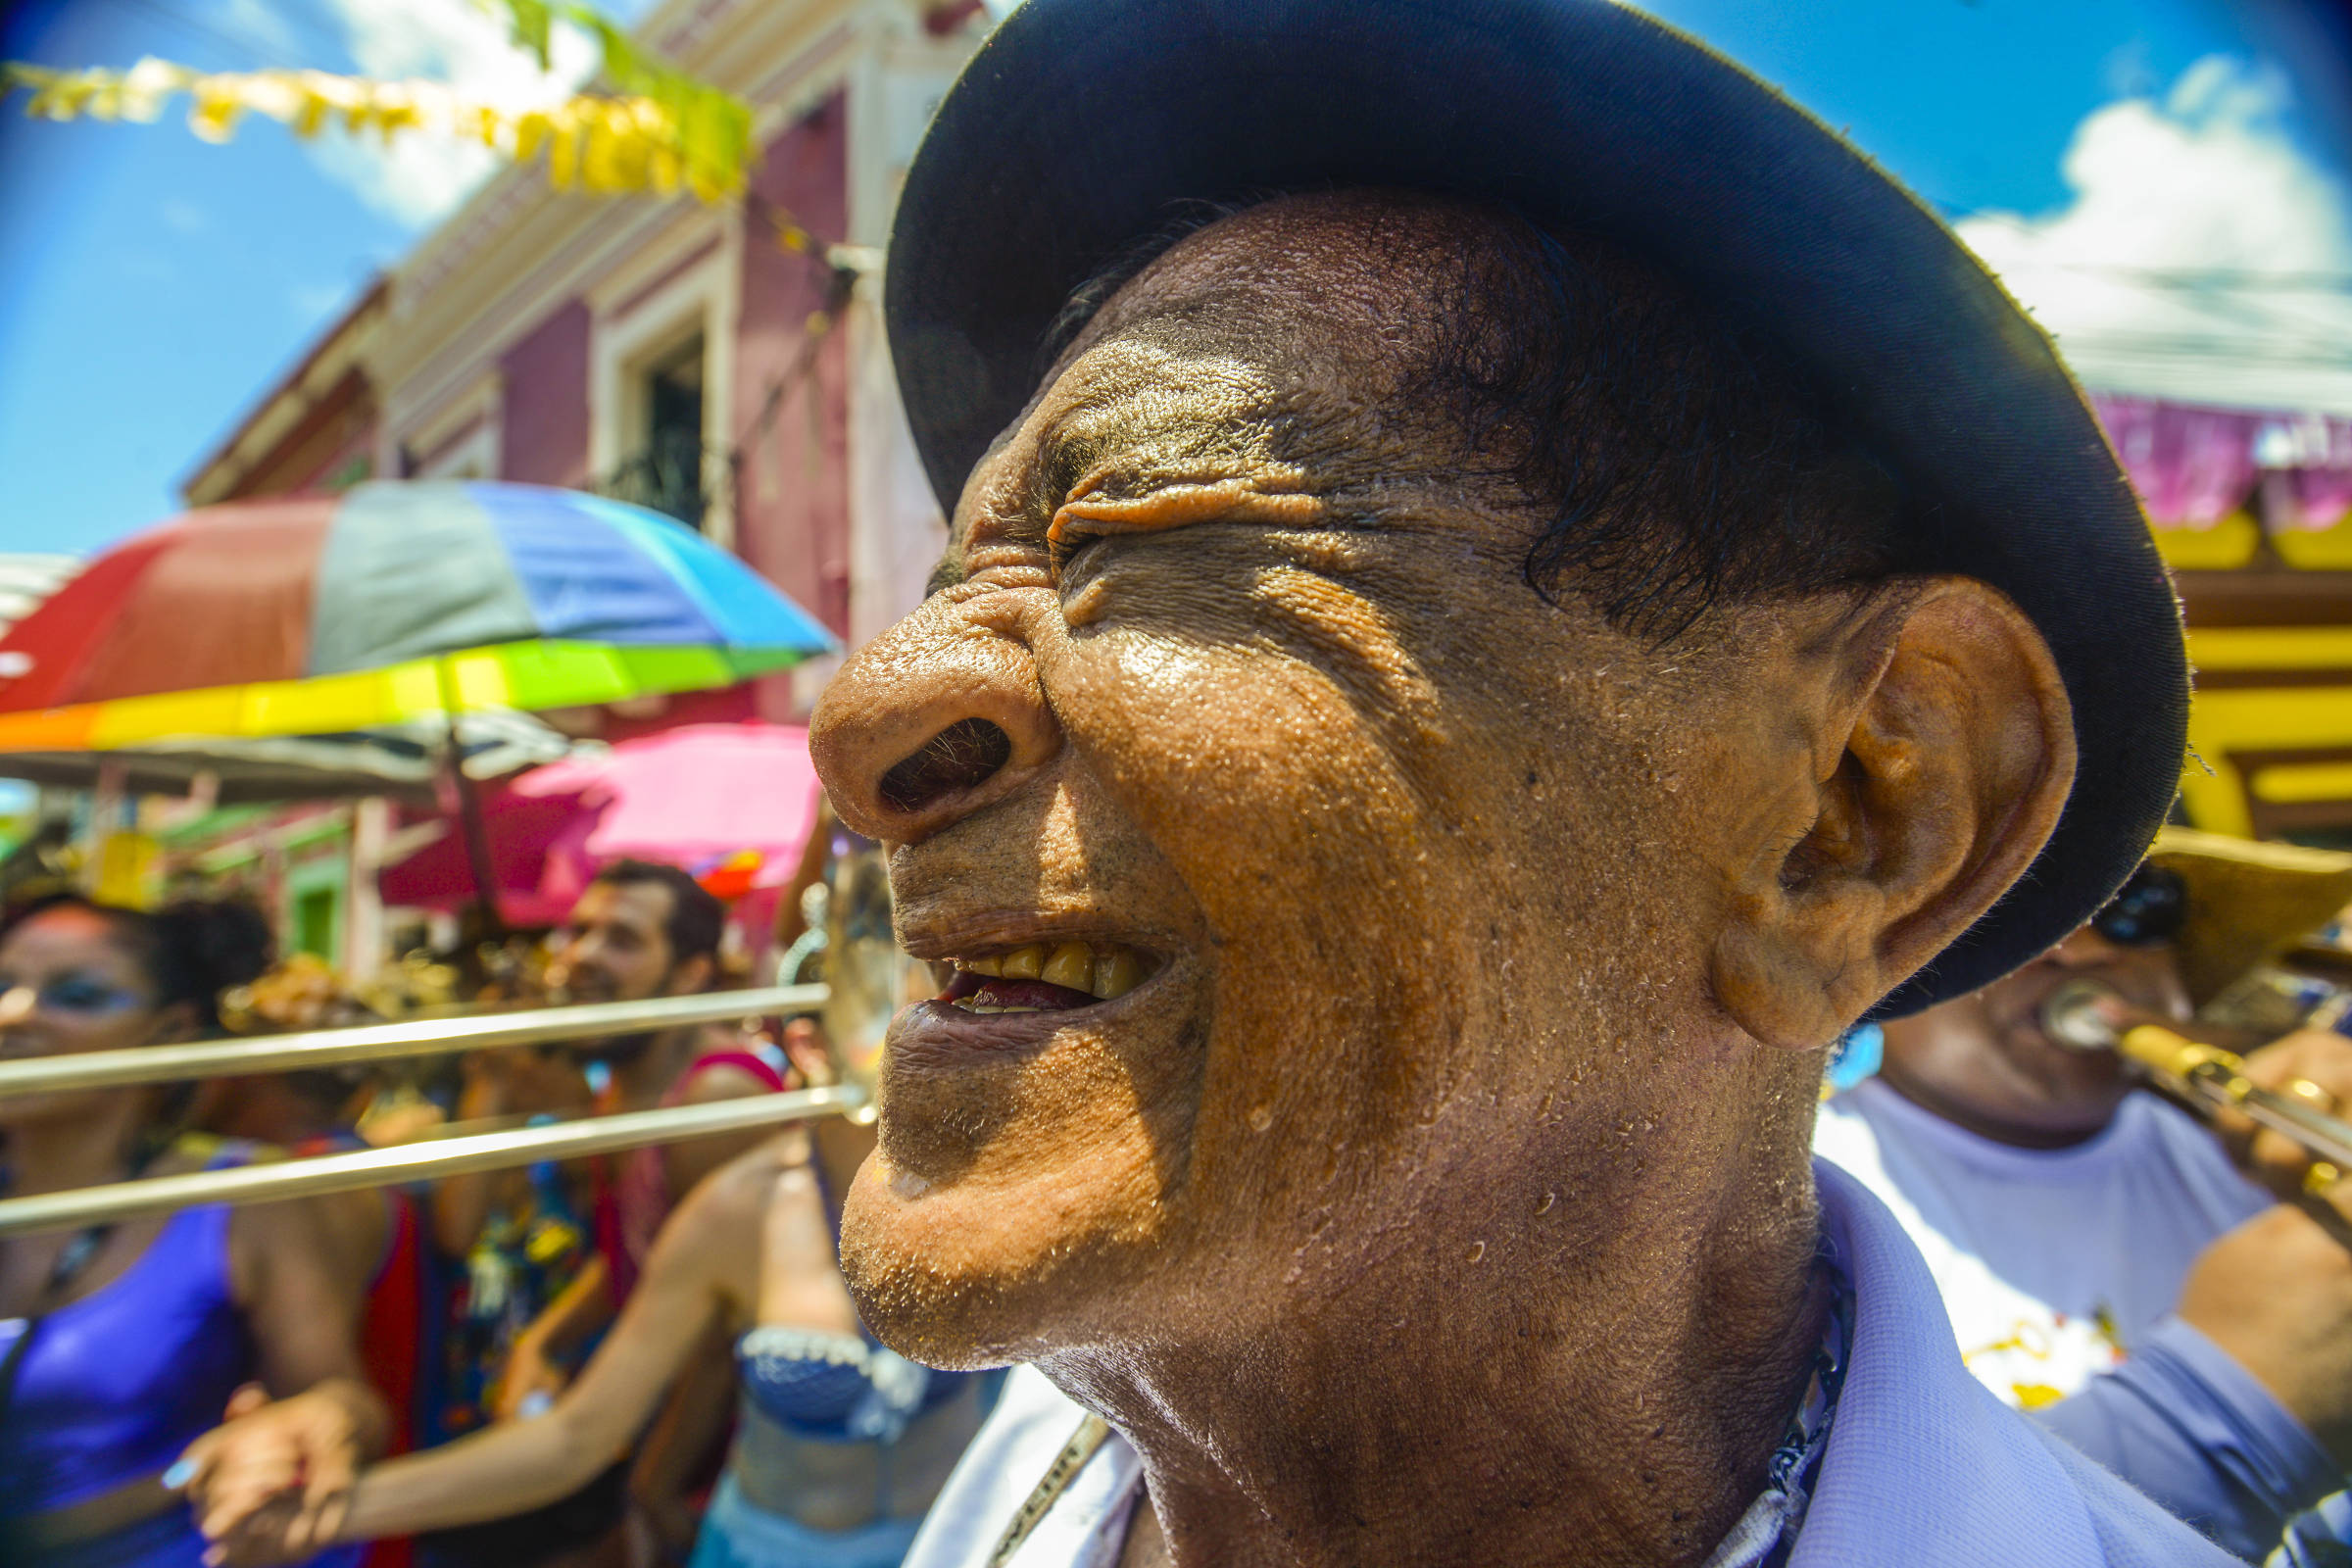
[1817,830,2352,1560]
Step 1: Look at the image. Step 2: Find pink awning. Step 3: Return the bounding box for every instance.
[379,720,824,928]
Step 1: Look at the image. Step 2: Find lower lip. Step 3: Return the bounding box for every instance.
[883,981,1156,1074]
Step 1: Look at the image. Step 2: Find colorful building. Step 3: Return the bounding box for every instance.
[182,281,388,505]
[358,0,979,713]
[165,0,984,969]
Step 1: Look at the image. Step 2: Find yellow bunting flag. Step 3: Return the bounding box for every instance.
[0,56,751,204]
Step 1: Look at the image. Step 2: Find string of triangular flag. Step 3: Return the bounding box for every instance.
[0,54,752,204]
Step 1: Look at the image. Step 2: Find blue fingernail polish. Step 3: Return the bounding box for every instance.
[164,1460,195,1489]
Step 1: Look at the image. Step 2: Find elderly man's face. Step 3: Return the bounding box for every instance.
[810,193,2068,1364]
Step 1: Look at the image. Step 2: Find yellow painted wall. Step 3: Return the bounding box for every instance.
[2150,512,2262,572]
[2180,625,2352,836]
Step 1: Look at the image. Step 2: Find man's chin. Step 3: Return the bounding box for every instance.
[837,1139,1172,1370]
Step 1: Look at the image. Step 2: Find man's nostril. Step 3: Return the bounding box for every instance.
[878,717,1015,815]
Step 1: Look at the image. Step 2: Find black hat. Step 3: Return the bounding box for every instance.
[886,0,2189,1016]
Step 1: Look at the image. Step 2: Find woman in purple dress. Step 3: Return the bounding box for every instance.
[0,895,390,1567]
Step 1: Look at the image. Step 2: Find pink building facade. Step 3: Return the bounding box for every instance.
[170,0,982,970]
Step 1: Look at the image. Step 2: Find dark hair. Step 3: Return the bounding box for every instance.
[1,894,274,1036]
[1049,197,1916,642]
[1417,215,1915,638]
[589,858,724,968]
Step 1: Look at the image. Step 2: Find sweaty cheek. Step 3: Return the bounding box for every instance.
[1057,628,1425,921]
[1046,622,1481,1176]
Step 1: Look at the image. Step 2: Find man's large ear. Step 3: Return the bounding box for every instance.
[1708,577,2077,1050]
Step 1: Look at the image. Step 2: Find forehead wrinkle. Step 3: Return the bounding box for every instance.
[949,318,1288,556]
[945,193,1529,568]
[1033,335,1293,497]
[1067,192,1515,377]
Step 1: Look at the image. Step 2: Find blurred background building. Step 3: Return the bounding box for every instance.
[2118,394,2352,842]
[183,0,977,711]
[25,0,985,974]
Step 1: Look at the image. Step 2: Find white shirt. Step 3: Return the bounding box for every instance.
[1814,1078,2272,1408]
[905,1366,1137,1568]
[901,1160,2231,1568]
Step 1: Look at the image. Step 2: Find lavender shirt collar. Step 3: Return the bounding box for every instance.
[1796,1158,2236,1567]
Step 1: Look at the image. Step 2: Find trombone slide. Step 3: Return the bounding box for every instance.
[2040,980,2352,1172]
[0,1084,865,1238]
[0,984,828,1100]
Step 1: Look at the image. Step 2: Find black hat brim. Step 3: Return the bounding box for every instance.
[886,0,2189,1017]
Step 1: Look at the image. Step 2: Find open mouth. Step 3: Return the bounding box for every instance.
[938,942,1152,1014]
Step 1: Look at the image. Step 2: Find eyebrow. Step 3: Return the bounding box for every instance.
[923,424,1103,599]
[926,321,1298,600]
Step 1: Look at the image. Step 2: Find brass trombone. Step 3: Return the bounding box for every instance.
[0,985,827,1100]
[2039,978,2352,1176]
[0,1085,863,1239]
[0,836,920,1239]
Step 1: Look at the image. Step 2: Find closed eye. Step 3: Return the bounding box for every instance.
[1048,524,1108,575]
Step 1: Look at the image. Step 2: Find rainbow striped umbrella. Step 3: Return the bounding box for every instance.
[0,481,837,751]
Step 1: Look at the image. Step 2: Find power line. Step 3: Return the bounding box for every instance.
[2059,330,2352,368]
[220,0,357,67]
[1963,219,2352,294]
[2098,272,2352,342]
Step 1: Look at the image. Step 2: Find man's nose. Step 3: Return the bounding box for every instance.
[811,594,1063,844]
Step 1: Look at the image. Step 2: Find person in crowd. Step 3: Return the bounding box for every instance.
[452,859,776,1351]
[420,1038,596,1433]
[1816,830,2352,1558]
[799,0,2241,1561]
[0,895,390,1568]
[195,953,380,1152]
[179,1020,988,1568]
[771,801,838,961]
[203,955,431,1568]
[423,859,778,1568]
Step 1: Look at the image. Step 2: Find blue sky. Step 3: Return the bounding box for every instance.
[0,0,2340,559]
[1645,0,2268,214]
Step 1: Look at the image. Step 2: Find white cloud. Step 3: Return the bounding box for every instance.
[301,0,601,229]
[1958,57,2352,415]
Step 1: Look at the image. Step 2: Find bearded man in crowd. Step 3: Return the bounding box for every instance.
[803,0,2236,1563]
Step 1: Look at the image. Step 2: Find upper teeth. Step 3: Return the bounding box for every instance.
[956,942,1145,1001]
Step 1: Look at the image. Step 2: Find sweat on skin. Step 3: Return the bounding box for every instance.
[809,192,2078,1568]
